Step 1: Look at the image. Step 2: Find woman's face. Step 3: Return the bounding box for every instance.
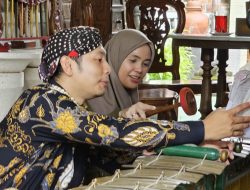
[118,44,152,89]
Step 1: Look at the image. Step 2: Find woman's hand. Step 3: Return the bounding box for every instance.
[203,102,250,141]
[119,102,156,119]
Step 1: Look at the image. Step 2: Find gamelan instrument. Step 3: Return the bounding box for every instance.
[76,152,227,190]
[73,149,250,190]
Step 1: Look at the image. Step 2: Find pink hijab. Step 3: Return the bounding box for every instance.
[87,29,155,116]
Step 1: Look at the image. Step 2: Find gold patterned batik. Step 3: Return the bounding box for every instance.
[0,83,204,189]
[122,126,159,147]
[18,107,30,123]
[5,124,34,156]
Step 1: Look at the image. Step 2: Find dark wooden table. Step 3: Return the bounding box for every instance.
[169,33,250,118]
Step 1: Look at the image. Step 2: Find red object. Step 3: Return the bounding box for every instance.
[215,16,228,33]
[68,50,79,58]
[179,87,197,115]
[0,42,10,52]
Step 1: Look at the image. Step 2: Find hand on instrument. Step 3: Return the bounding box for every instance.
[201,140,234,164]
[203,102,250,141]
[119,102,156,119]
[142,149,156,156]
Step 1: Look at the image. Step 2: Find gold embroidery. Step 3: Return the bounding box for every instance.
[0,129,5,148]
[58,95,68,101]
[6,123,35,155]
[18,107,30,123]
[116,117,124,122]
[98,124,113,138]
[153,120,174,132]
[0,157,22,185]
[84,114,108,134]
[46,172,55,187]
[55,110,78,133]
[8,157,21,169]
[0,165,5,175]
[13,167,27,185]
[53,155,62,168]
[31,86,42,90]
[10,99,24,118]
[85,137,96,144]
[29,92,39,107]
[36,105,45,118]
[44,149,53,158]
[0,157,21,176]
[167,133,176,140]
[87,114,107,125]
[122,127,159,147]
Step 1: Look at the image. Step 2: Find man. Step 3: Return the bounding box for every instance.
[0,26,250,189]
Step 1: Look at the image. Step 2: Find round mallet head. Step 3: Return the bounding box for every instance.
[179,87,197,115]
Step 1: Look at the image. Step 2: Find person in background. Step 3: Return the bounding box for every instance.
[0,26,250,190]
[226,63,250,138]
[86,29,164,180]
[87,29,156,119]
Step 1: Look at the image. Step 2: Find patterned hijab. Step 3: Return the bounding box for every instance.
[87,29,155,115]
[38,26,102,82]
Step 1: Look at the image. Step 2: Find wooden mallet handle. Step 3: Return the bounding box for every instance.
[146,87,197,117]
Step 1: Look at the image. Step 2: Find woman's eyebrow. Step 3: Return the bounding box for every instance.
[129,54,151,61]
[129,54,140,59]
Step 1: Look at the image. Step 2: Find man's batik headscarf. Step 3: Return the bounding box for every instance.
[38,26,102,82]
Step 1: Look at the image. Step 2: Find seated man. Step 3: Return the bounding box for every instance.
[0,26,250,189]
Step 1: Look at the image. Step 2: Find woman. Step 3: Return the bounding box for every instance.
[86,29,157,181]
[87,29,156,119]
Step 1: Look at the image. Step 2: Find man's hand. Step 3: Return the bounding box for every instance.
[203,102,250,141]
[119,102,156,119]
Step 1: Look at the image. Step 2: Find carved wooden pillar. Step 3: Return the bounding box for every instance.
[70,0,112,44]
[216,49,229,108]
[200,48,214,119]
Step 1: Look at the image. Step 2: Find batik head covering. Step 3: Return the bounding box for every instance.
[38,26,102,82]
[87,29,155,115]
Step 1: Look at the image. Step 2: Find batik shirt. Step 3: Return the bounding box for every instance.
[0,83,204,190]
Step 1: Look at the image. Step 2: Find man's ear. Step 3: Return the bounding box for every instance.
[60,55,73,76]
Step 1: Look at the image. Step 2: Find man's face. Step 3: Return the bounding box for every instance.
[118,44,151,89]
[71,46,111,100]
